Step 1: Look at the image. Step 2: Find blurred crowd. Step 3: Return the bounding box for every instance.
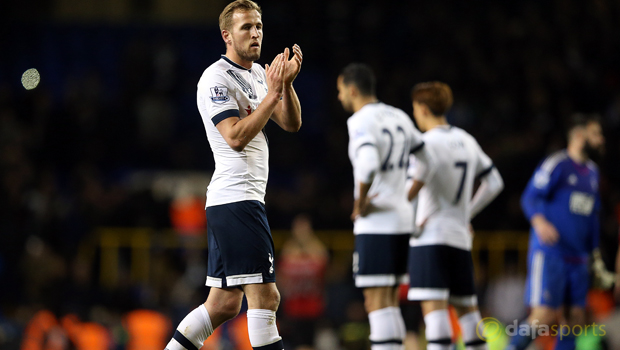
[1,0,620,348]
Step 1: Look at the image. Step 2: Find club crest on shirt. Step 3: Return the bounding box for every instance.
[210,86,230,103]
[567,174,578,186]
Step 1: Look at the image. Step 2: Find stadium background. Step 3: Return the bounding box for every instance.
[1,0,619,349]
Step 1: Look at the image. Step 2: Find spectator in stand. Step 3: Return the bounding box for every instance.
[278,214,328,349]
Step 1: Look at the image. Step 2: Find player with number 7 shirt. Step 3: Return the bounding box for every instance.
[406,82,504,350]
[338,63,435,350]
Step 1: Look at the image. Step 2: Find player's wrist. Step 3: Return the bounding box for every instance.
[266,91,283,102]
[530,214,547,227]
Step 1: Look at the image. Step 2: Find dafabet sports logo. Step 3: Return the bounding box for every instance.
[476,317,606,341]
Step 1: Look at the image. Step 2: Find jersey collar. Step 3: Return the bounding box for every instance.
[221,55,252,72]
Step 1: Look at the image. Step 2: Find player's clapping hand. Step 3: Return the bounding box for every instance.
[531,214,559,245]
[283,44,303,86]
[265,53,286,98]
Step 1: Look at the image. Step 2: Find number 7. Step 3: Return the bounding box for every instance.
[454,162,468,204]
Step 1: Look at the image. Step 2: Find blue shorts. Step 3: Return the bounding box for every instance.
[353,234,410,288]
[524,249,589,308]
[205,200,276,288]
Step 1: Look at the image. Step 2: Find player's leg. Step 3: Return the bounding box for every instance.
[420,300,452,350]
[553,306,583,350]
[243,283,285,350]
[165,205,245,350]
[363,285,400,312]
[408,245,453,350]
[448,247,486,350]
[453,305,485,350]
[165,287,244,350]
[400,301,423,350]
[554,261,588,350]
[355,234,410,350]
[364,286,406,350]
[220,200,283,350]
[506,250,564,350]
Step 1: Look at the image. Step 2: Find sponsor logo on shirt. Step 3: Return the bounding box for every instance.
[569,191,595,216]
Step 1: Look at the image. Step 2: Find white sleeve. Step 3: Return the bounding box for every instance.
[470,167,504,219]
[354,145,380,183]
[473,139,494,177]
[348,117,379,184]
[197,72,240,126]
[411,143,436,183]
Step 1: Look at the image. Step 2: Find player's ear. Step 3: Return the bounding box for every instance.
[350,85,359,98]
[422,104,433,117]
[222,30,232,45]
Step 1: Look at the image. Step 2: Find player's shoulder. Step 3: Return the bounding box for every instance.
[198,58,232,87]
[449,126,477,142]
[539,150,569,173]
[586,159,599,173]
[347,103,377,127]
[347,113,370,133]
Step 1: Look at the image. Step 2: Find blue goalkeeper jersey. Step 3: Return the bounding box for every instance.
[521,150,600,259]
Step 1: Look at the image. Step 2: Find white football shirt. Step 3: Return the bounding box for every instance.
[347,102,425,235]
[197,55,270,207]
[411,126,494,250]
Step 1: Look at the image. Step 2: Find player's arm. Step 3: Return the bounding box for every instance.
[470,166,504,219]
[351,145,380,220]
[348,117,379,220]
[521,161,562,245]
[407,141,435,201]
[270,45,303,132]
[216,54,286,152]
[589,191,615,289]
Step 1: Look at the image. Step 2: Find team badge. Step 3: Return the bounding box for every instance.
[210,86,230,103]
[268,253,274,274]
[567,174,578,185]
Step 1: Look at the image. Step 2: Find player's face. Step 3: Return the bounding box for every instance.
[229,10,263,62]
[337,76,354,112]
[584,121,605,158]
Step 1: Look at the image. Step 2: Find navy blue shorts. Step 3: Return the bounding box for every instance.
[407,245,477,306]
[205,200,276,288]
[353,234,410,288]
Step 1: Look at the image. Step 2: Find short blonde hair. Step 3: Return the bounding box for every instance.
[412,82,454,116]
[219,0,262,32]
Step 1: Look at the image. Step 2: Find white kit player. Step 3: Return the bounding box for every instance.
[338,63,434,350]
[165,1,303,350]
[406,82,504,350]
